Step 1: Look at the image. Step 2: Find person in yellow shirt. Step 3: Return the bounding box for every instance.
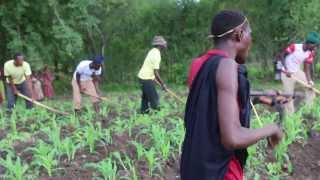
[138,36,168,113]
[4,53,33,112]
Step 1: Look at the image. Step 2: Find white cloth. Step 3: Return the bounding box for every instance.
[281,70,315,114]
[283,44,313,73]
[73,60,101,81]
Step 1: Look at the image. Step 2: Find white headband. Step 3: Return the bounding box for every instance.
[209,17,247,38]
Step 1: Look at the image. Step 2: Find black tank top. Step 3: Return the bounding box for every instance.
[180,56,251,180]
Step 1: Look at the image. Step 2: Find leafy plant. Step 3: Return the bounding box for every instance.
[131,141,145,161]
[60,137,79,162]
[102,129,113,145]
[28,141,58,176]
[111,152,138,180]
[86,158,117,180]
[75,122,103,153]
[43,122,61,150]
[0,154,28,180]
[144,147,159,177]
[151,125,171,160]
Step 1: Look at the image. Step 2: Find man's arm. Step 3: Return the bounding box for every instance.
[278,44,296,75]
[4,65,18,94]
[278,51,290,73]
[154,69,167,90]
[92,74,101,95]
[304,63,313,84]
[6,76,18,95]
[216,59,282,150]
[75,72,83,92]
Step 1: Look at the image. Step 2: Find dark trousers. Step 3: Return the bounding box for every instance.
[139,79,159,113]
[6,81,33,110]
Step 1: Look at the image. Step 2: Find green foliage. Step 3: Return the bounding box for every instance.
[28,141,58,176]
[2,0,319,84]
[75,122,104,153]
[0,154,29,180]
[247,99,320,178]
[59,137,80,162]
[0,86,319,179]
[131,141,145,161]
[86,157,118,180]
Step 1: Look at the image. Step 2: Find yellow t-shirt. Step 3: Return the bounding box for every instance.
[4,60,32,84]
[138,48,161,80]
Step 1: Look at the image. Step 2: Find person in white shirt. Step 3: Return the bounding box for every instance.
[278,32,320,113]
[72,56,104,113]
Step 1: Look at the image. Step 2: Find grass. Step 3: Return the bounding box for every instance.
[0,82,319,179]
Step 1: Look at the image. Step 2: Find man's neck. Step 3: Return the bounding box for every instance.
[154,46,162,51]
[214,42,237,60]
[303,44,307,51]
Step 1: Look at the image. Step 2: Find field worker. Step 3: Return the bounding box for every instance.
[4,53,33,112]
[41,65,55,99]
[72,55,104,114]
[137,35,168,114]
[180,10,283,180]
[278,32,320,114]
[31,72,44,101]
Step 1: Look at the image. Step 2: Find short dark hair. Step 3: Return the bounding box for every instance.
[211,10,246,42]
[14,52,23,60]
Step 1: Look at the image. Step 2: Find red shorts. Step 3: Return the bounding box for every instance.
[224,156,244,180]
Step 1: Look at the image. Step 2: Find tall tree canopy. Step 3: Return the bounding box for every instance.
[0,0,320,84]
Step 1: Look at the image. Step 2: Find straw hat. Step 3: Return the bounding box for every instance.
[152,36,167,48]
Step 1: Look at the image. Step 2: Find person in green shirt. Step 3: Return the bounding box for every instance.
[4,53,33,111]
[137,36,168,113]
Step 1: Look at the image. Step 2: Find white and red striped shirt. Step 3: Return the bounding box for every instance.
[283,43,315,73]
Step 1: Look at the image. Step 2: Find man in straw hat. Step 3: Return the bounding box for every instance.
[72,55,104,114]
[137,35,168,114]
[277,32,320,114]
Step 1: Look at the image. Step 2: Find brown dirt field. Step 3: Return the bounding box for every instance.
[5,126,320,180]
[284,135,320,180]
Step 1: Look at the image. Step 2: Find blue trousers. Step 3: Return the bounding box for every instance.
[6,81,33,110]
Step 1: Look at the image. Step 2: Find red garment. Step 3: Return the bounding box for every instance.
[42,71,54,98]
[187,50,244,179]
[187,49,228,88]
[224,156,244,180]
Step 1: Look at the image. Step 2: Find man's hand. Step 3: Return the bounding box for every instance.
[78,84,86,93]
[274,96,289,105]
[162,84,168,91]
[268,124,283,148]
[80,86,86,93]
[285,71,292,78]
[13,87,19,95]
[308,80,314,86]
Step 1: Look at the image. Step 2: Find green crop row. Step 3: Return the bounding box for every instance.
[0,90,318,179]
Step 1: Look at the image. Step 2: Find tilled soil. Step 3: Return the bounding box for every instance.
[284,135,320,180]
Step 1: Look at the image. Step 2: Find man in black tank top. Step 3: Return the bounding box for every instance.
[180,10,283,180]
